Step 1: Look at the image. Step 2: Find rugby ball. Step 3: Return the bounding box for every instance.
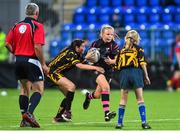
[87,48,100,63]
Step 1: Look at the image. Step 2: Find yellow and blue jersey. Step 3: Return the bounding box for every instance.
[116,44,146,70]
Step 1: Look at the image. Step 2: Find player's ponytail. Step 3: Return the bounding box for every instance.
[124,30,141,49]
[125,38,132,49]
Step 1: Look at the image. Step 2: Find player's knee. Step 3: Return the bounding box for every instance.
[31,82,44,95]
[67,83,76,92]
[102,85,110,92]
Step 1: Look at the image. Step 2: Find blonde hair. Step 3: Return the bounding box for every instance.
[25,3,39,16]
[100,24,115,38]
[124,30,141,49]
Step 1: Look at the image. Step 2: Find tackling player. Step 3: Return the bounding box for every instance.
[46,39,104,122]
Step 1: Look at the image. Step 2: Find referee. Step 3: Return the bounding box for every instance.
[5,3,49,128]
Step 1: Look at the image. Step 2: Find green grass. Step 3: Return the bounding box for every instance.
[0,89,180,130]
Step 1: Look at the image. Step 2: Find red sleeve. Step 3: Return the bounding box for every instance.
[5,28,14,46]
[34,23,45,45]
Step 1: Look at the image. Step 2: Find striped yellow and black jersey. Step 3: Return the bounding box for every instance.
[48,47,83,74]
[116,44,147,70]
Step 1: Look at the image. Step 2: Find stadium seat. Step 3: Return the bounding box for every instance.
[139,30,149,39]
[174,0,180,5]
[111,0,122,7]
[73,7,87,24]
[123,7,135,24]
[155,39,164,53]
[136,7,150,23]
[138,23,150,30]
[175,7,180,23]
[149,0,160,6]
[86,0,97,7]
[149,13,160,23]
[99,7,111,24]
[49,39,62,58]
[73,24,87,39]
[125,23,138,30]
[61,23,74,40]
[136,0,147,7]
[162,30,174,39]
[124,0,135,6]
[150,22,163,29]
[149,7,162,23]
[161,6,175,23]
[162,24,174,39]
[86,7,100,23]
[140,39,150,56]
[86,23,99,41]
[86,31,98,42]
[98,0,110,7]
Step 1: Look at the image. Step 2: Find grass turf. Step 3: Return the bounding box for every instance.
[0,89,180,130]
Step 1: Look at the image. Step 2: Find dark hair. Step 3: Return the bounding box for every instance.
[69,39,85,50]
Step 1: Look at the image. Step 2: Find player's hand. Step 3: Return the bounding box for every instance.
[85,51,95,60]
[104,56,115,65]
[95,67,105,74]
[144,75,151,85]
[42,64,49,76]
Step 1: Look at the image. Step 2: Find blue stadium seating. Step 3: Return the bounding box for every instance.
[174,0,180,5]
[161,6,175,23]
[99,7,111,24]
[111,0,122,7]
[136,0,147,7]
[58,0,179,60]
[139,30,149,39]
[149,7,162,23]
[98,0,109,7]
[73,24,87,39]
[73,7,87,24]
[86,23,99,41]
[123,7,136,23]
[162,30,174,39]
[136,7,150,23]
[49,39,61,58]
[125,23,138,30]
[175,7,180,23]
[140,38,150,56]
[149,0,160,6]
[124,0,135,6]
[86,7,100,23]
[86,0,97,7]
[61,23,74,40]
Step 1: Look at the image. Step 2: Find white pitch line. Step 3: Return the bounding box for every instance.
[1,118,180,129]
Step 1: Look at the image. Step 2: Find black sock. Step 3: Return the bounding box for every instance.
[28,92,41,114]
[55,98,66,118]
[65,91,75,111]
[101,92,110,115]
[19,95,29,115]
[60,98,66,107]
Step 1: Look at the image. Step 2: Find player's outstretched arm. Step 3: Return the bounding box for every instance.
[76,63,104,73]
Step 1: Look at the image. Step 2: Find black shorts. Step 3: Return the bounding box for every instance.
[15,56,44,82]
[92,71,112,83]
